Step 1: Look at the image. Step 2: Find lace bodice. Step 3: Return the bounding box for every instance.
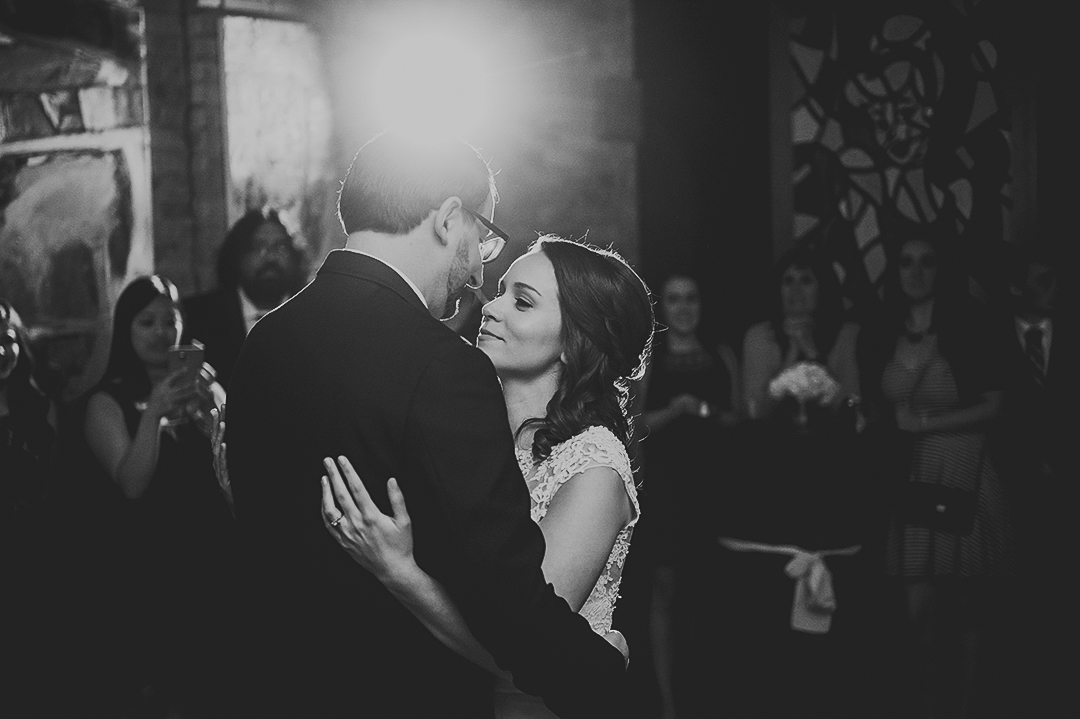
[515,425,639,634]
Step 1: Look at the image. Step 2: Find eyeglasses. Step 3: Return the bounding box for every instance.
[462,207,509,264]
[250,240,293,260]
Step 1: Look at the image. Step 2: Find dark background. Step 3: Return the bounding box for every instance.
[634,0,1076,349]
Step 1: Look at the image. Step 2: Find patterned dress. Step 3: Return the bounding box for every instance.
[518,425,640,633]
[493,426,638,718]
[882,344,1015,577]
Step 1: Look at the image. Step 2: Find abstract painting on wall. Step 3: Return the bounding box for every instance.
[0,140,151,397]
[1,1,151,398]
[222,14,340,272]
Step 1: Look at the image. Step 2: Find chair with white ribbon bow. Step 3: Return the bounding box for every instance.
[719,537,861,634]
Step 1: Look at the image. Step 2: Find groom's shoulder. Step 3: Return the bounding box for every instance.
[422,325,493,371]
[402,324,497,387]
[259,274,491,369]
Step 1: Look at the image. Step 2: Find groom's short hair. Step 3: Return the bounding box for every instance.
[337,132,497,237]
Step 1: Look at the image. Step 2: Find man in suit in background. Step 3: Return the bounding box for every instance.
[181,208,307,389]
[225,133,629,717]
[996,244,1078,716]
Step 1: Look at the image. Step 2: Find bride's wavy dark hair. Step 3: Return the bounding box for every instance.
[516,236,655,461]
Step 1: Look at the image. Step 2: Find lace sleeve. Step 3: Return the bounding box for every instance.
[538,426,639,527]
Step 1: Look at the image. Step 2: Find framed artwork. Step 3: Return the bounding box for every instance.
[1,2,151,398]
[0,131,153,397]
[221,14,339,273]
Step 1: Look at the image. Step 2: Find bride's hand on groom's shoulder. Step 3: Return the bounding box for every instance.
[321,456,417,585]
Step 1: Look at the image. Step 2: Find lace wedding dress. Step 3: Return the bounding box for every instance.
[492,425,640,718]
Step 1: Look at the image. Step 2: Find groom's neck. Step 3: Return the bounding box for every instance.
[345,229,443,308]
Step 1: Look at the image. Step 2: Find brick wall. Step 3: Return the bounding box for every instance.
[142,0,228,296]
[140,0,638,293]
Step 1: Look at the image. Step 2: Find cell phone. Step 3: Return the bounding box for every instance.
[168,343,205,382]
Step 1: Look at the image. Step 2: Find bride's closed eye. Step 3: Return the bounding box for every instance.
[491,284,532,309]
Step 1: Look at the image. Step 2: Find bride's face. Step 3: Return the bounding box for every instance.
[476,252,564,380]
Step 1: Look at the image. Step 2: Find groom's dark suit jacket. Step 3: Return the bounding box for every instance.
[226,251,627,717]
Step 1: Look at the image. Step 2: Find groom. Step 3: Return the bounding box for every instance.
[225,133,629,717]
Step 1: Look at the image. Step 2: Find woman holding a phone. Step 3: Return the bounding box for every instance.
[84,276,222,500]
[77,274,234,716]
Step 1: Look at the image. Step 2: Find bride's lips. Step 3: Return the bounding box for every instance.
[478,328,502,341]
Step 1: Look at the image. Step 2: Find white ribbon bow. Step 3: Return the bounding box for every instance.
[719,537,861,634]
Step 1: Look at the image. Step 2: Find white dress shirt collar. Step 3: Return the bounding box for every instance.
[238,287,269,335]
[1015,315,1053,372]
[1015,315,1052,339]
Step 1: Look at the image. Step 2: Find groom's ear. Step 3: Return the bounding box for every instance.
[432,196,464,248]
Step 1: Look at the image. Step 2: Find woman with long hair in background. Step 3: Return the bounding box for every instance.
[76,275,233,717]
[859,234,1015,718]
[638,273,740,718]
[720,246,870,717]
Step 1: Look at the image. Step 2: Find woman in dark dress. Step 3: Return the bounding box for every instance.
[78,276,233,716]
[860,236,1014,719]
[639,274,740,718]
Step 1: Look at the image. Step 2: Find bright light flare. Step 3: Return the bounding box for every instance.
[372,30,491,141]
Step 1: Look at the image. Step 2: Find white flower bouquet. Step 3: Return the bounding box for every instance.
[768,361,841,405]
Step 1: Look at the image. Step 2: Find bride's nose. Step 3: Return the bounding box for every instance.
[481,298,501,322]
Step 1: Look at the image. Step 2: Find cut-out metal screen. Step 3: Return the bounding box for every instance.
[787,3,1012,310]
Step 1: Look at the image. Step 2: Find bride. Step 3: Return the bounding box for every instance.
[319,236,654,717]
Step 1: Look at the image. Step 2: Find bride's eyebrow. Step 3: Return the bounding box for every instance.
[512,282,541,296]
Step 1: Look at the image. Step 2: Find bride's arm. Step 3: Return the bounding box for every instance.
[321,457,631,675]
[321,457,506,677]
[535,467,631,612]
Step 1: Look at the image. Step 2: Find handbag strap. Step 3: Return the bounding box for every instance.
[899,358,933,484]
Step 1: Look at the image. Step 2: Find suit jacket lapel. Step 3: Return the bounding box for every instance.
[1043,315,1068,388]
[226,288,247,340]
